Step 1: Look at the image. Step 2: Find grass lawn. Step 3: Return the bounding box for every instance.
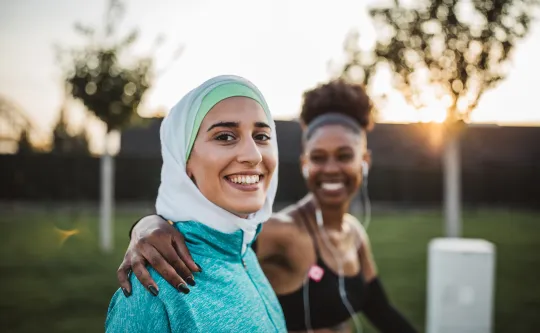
[0,207,538,332]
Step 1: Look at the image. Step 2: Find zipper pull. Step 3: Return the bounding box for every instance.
[242,259,247,270]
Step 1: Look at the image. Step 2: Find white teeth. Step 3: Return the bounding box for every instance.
[321,182,344,191]
[229,175,260,185]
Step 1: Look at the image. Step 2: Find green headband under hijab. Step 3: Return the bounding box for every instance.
[185,82,271,160]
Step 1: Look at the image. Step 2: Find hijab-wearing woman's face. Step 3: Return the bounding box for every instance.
[302,124,366,208]
[187,96,276,217]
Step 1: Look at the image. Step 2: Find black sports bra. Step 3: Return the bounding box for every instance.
[271,206,367,331]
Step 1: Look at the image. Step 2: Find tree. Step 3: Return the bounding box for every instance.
[52,121,91,156]
[17,129,35,155]
[51,96,90,156]
[341,0,539,236]
[57,0,161,252]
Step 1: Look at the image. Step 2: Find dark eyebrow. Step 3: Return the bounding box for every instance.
[337,146,354,152]
[207,121,271,132]
[207,121,239,132]
[255,122,271,129]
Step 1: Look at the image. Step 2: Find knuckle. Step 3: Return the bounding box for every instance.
[134,239,147,251]
[148,254,163,266]
[116,265,126,274]
[116,269,127,281]
[135,268,149,280]
[164,268,182,283]
[129,253,143,264]
[172,261,189,274]
[150,228,167,239]
[132,257,145,268]
[171,258,185,270]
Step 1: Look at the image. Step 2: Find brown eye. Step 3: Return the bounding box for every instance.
[215,133,236,141]
[338,153,354,162]
[310,155,326,164]
[255,133,271,141]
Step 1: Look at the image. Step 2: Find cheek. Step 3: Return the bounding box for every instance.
[190,153,227,184]
[346,165,363,186]
[262,148,278,176]
[305,165,321,184]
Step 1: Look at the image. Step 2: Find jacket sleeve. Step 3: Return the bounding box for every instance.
[362,278,418,333]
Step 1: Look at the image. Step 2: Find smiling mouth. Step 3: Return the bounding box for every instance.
[320,182,345,191]
[226,174,263,185]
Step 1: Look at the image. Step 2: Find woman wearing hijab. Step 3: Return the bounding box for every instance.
[115,80,417,333]
[105,75,286,332]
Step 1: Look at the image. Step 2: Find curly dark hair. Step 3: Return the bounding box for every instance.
[300,79,374,130]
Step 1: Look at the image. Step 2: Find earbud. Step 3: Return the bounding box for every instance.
[302,165,309,179]
[362,161,369,178]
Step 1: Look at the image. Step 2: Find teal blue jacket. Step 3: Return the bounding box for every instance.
[105,221,286,333]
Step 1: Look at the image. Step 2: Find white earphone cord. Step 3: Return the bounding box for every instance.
[302,208,364,333]
[361,173,371,231]
[302,161,371,333]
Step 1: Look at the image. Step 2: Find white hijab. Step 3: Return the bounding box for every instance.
[155,75,279,253]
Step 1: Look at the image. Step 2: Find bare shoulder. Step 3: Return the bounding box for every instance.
[345,213,378,280]
[256,208,304,256]
[262,210,302,239]
[344,213,370,244]
[267,210,296,225]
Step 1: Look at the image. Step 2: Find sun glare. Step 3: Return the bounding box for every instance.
[378,92,451,124]
[417,106,448,123]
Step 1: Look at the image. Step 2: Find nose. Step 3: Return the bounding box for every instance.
[237,137,263,166]
[322,158,340,174]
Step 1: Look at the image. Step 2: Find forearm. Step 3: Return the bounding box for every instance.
[362,278,417,333]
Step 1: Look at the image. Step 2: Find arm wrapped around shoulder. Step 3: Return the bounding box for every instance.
[362,278,418,333]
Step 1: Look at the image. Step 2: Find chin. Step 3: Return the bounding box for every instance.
[315,194,349,209]
[227,200,266,217]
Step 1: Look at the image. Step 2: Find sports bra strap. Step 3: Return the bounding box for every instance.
[297,204,320,255]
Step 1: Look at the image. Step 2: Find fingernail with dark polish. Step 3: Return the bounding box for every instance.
[196,263,203,272]
[177,283,190,294]
[186,276,196,287]
[148,285,159,296]
[122,288,131,297]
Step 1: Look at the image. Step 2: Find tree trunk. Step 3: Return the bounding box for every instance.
[99,131,115,252]
[443,133,461,237]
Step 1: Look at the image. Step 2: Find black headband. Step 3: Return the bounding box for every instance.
[303,112,362,141]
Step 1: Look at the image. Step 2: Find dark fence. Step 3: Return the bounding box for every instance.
[1,154,539,207]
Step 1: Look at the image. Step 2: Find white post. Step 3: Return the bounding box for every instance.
[99,131,114,252]
[426,238,496,333]
[443,134,461,237]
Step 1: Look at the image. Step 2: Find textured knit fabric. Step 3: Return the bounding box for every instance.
[106,221,286,333]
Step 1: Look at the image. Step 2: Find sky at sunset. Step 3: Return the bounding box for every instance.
[1,0,538,152]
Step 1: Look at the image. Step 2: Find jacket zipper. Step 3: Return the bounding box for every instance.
[241,236,281,332]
